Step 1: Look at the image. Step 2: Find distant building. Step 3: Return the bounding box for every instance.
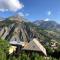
[50,40,58,49]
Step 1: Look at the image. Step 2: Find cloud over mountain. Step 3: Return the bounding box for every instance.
[0,0,24,12]
[18,12,30,17]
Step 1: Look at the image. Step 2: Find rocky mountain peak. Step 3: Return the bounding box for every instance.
[0,16,39,44]
[7,14,26,23]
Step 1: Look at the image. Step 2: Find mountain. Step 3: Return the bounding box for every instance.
[6,14,29,22]
[33,20,60,31]
[0,15,41,43]
[0,16,60,47]
[0,17,5,21]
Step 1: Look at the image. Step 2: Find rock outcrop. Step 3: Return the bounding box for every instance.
[0,15,38,43]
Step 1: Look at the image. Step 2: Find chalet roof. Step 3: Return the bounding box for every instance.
[22,38,47,56]
[9,40,25,46]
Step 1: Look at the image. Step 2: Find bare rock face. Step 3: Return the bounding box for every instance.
[8,14,28,23]
[0,15,38,43]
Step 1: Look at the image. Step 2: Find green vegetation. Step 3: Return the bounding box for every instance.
[0,39,10,60]
[0,39,60,60]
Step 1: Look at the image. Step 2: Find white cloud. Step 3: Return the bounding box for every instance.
[44,18,49,21]
[0,0,24,12]
[18,12,30,17]
[0,9,8,12]
[47,11,51,16]
[18,12,24,16]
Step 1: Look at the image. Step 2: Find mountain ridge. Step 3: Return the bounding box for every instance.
[33,20,60,31]
[0,16,60,46]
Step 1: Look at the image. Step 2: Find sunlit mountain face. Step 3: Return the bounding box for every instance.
[0,15,39,42]
[0,15,60,43]
[33,20,60,31]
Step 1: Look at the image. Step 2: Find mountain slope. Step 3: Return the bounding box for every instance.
[0,15,41,43]
[33,20,60,31]
[0,16,60,46]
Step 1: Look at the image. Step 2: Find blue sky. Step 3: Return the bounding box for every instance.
[0,0,60,23]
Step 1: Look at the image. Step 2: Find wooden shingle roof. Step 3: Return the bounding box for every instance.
[22,38,47,56]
